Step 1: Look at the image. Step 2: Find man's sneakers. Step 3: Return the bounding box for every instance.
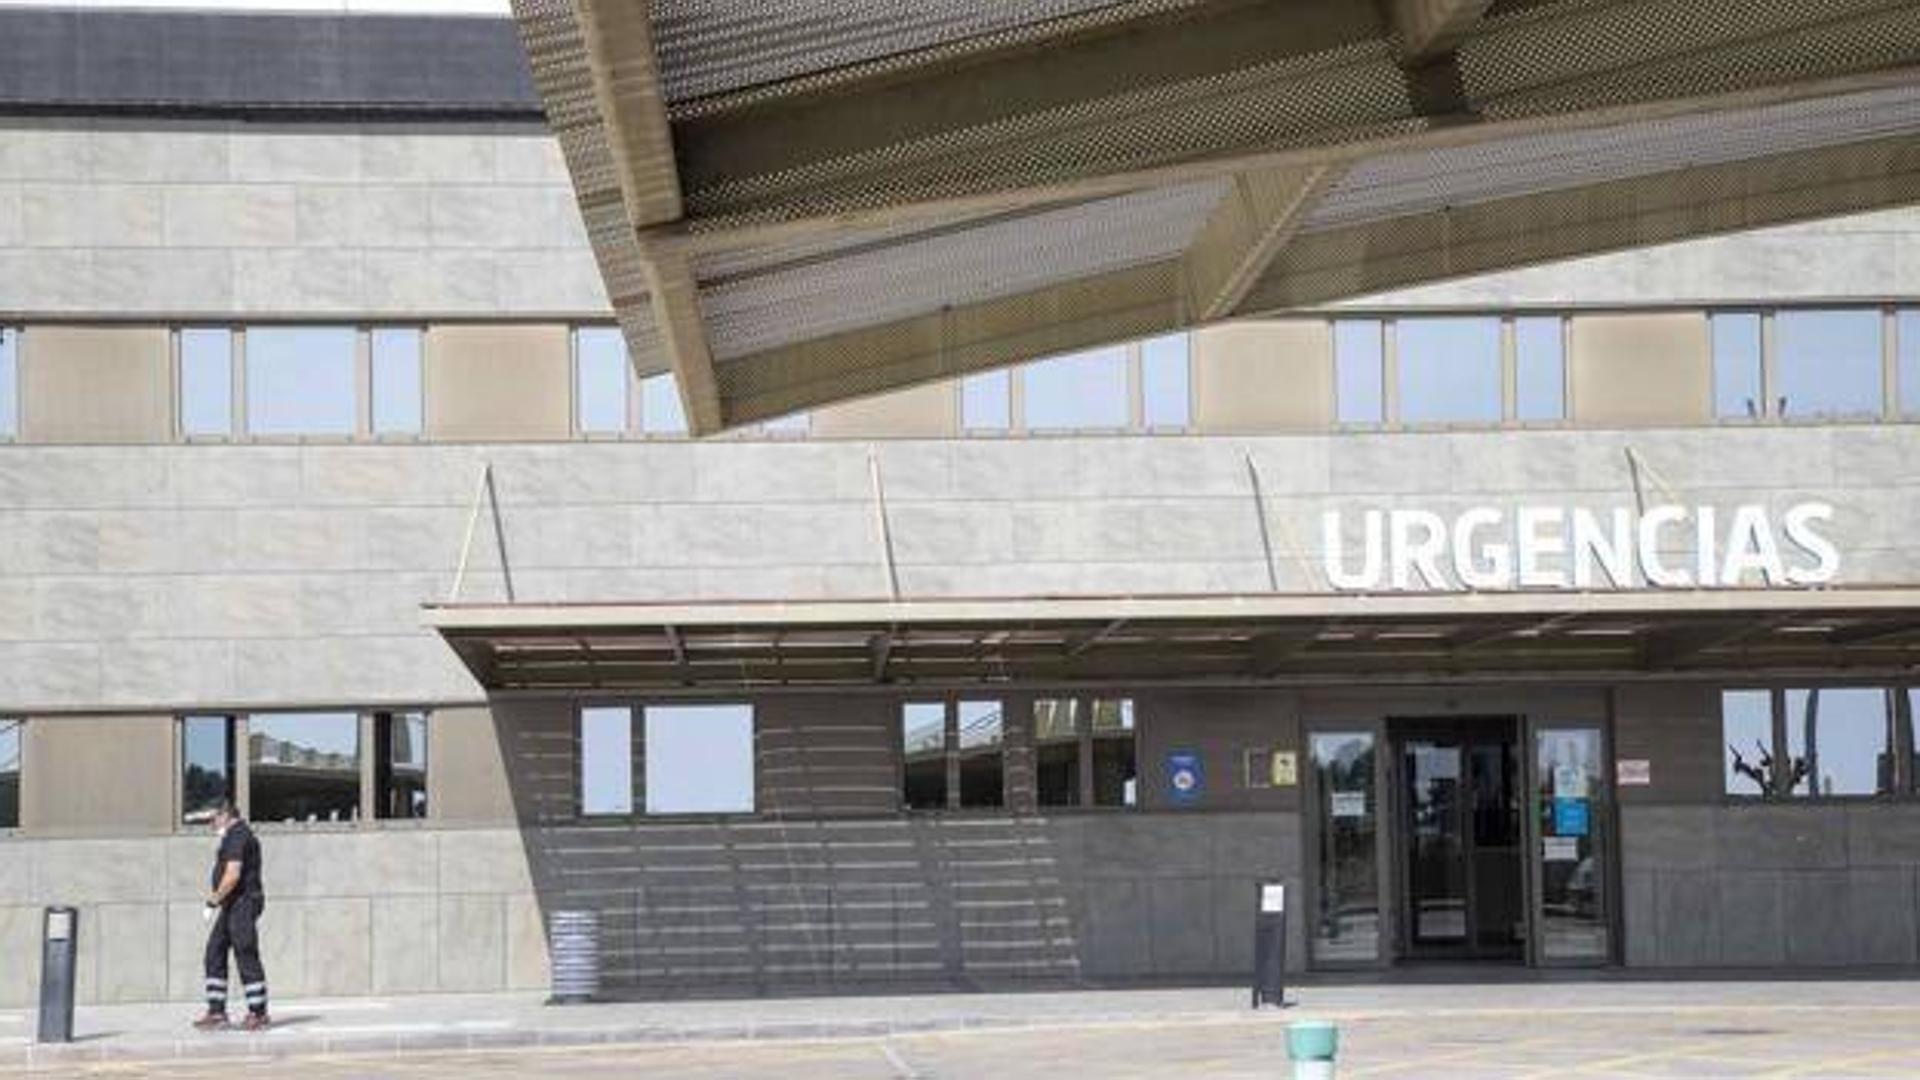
[242,1012,272,1032]
[191,1011,270,1032]
[190,1011,229,1031]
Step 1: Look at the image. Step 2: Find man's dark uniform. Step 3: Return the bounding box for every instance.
[204,819,268,1018]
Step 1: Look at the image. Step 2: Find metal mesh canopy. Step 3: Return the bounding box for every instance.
[509,0,1920,430]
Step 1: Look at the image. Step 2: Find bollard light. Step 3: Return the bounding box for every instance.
[1287,1020,1338,1080]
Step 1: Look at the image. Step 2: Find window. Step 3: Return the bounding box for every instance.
[0,328,16,440]
[1783,688,1896,797]
[246,326,356,436]
[640,373,688,435]
[1397,317,1501,424]
[248,712,360,824]
[957,700,1004,809]
[961,370,1011,432]
[1711,313,1763,419]
[0,720,19,828]
[1775,309,1883,419]
[370,328,423,436]
[1723,687,1906,798]
[579,705,634,815]
[645,704,755,814]
[180,715,236,825]
[901,703,947,811]
[1333,319,1384,424]
[1022,346,1128,430]
[374,711,428,820]
[1089,699,1137,807]
[1141,333,1191,429]
[1514,316,1566,421]
[179,328,234,437]
[574,326,629,435]
[1900,311,1920,417]
[1310,731,1378,964]
[1034,699,1081,808]
[1034,697,1137,808]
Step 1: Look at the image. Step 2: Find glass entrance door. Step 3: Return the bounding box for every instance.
[1395,720,1523,960]
[1530,725,1613,965]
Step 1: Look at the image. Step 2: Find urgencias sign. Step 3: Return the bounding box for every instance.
[1321,503,1838,591]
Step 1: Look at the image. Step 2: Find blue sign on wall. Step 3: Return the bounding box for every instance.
[1553,797,1590,837]
[1166,750,1204,805]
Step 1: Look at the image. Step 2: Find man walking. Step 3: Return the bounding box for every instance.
[193,799,270,1031]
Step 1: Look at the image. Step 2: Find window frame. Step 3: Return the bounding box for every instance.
[895,696,1010,814]
[0,717,22,831]
[570,324,635,440]
[571,701,760,821]
[367,325,427,441]
[1392,314,1507,429]
[1030,695,1140,811]
[1769,307,1887,423]
[1719,683,1916,802]
[174,708,433,832]
[0,326,19,444]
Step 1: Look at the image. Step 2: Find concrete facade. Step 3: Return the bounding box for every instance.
[7,112,1920,1006]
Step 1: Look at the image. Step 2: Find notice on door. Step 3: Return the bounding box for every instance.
[1617,759,1652,786]
[1543,836,1580,863]
[1329,791,1367,819]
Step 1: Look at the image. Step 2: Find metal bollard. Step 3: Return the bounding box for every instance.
[1251,882,1286,1008]
[1287,1021,1339,1080]
[547,909,601,1005]
[37,907,78,1044]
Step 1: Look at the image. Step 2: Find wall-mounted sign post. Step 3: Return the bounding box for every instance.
[1253,882,1287,1009]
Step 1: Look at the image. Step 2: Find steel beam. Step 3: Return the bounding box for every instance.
[1183,164,1342,321]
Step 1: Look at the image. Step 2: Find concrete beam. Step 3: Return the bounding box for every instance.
[573,0,680,227]
[1242,132,1920,312]
[1182,164,1342,322]
[637,243,724,434]
[1387,0,1494,60]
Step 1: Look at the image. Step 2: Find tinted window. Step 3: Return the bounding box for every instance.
[1775,309,1882,419]
[1141,333,1191,428]
[1034,699,1081,807]
[761,411,811,437]
[1900,311,1920,417]
[579,706,633,815]
[0,329,16,439]
[1514,316,1565,421]
[645,704,755,814]
[181,715,234,824]
[370,328,423,435]
[639,373,688,435]
[1333,319,1384,423]
[1783,687,1896,797]
[180,328,234,437]
[575,327,629,434]
[1398,317,1501,423]
[961,369,1011,432]
[248,712,361,823]
[1711,313,1762,419]
[246,326,356,436]
[374,710,428,820]
[957,699,1004,808]
[1023,347,1128,430]
[902,702,947,811]
[1721,690,1774,796]
[1089,699,1136,808]
[0,720,19,828]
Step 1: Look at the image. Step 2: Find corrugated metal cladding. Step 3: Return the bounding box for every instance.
[701,180,1228,362]
[0,8,539,113]
[1303,84,1920,232]
[648,0,1192,105]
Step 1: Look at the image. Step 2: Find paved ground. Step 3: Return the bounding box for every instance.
[6,981,1920,1077]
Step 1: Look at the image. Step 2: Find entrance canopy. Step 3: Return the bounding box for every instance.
[426,587,1920,691]
[514,0,1920,433]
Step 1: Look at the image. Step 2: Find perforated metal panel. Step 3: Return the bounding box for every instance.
[702,181,1226,361]
[1305,84,1920,232]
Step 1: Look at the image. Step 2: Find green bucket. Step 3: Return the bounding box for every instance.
[1287,1021,1339,1061]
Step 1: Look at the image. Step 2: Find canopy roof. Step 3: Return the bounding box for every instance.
[426,586,1920,691]
[511,0,1920,433]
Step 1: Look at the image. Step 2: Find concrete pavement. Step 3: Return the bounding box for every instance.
[5,979,1920,1075]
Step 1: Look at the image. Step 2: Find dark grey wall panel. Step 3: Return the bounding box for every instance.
[0,9,539,115]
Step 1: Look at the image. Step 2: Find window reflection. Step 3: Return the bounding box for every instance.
[961,370,1011,432]
[179,328,234,437]
[370,328,423,435]
[901,702,947,811]
[1722,689,1775,796]
[0,719,20,828]
[1711,313,1762,419]
[640,372,688,435]
[1397,317,1502,424]
[1089,699,1136,807]
[1140,333,1191,429]
[644,704,755,814]
[181,715,234,825]
[1022,347,1129,430]
[375,711,428,820]
[1775,310,1882,419]
[1311,732,1377,963]
[574,327,629,434]
[579,706,633,815]
[246,326,357,436]
[1899,311,1920,418]
[1514,316,1565,421]
[1034,699,1082,807]
[1783,687,1896,797]
[957,700,1004,808]
[1333,320,1384,424]
[249,712,361,824]
[0,329,16,439]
